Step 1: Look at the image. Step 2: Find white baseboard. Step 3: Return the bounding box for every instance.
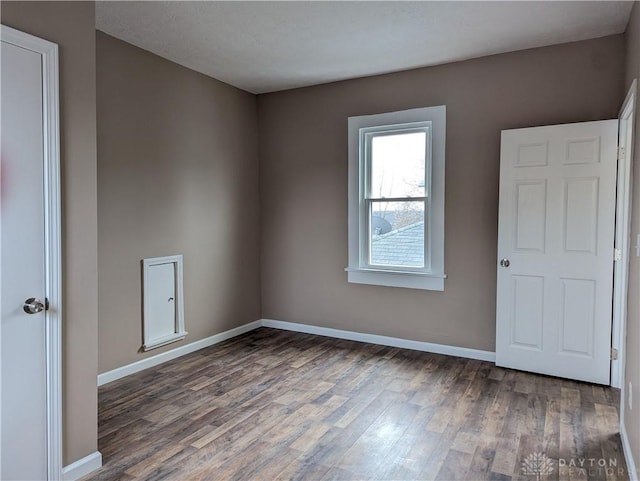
[62,451,102,481]
[98,318,495,386]
[621,420,639,481]
[260,318,496,362]
[97,320,262,386]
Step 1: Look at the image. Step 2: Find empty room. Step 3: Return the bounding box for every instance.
[1,1,640,480]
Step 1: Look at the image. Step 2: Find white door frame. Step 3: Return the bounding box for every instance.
[611,79,637,389]
[0,25,62,479]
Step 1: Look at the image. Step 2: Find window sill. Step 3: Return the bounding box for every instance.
[345,267,446,291]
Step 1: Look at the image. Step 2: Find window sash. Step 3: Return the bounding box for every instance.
[364,198,430,271]
[362,123,432,200]
[358,122,433,274]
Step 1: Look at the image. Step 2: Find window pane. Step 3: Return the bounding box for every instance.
[371,132,426,198]
[370,201,425,267]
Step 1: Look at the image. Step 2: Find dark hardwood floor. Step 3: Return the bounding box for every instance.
[86,327,628,481]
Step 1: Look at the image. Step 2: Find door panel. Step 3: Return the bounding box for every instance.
[511,275,544,349]
[514,181,547,252]
[515,142,548,167]
[563,178,599,253]
[147,263,177,343]
[566,137,600,164]
[1,41,48,479]
[559,278,595,356]
[496,120,618,385]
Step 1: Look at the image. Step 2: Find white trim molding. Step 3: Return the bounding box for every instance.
[347,105,447,291]
[62,451,102,481]
[621,421,639,481]
[99,318,495,386]
[261,319,496,362]
[98,320,262,386]
[612,78,637,389]
[0,24,62,480]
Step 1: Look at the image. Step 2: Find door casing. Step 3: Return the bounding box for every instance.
[612,79,637,390]
[0,24,62,480]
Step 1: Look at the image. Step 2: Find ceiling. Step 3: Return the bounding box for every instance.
[96,1,634,94]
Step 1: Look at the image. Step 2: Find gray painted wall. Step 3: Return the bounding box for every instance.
[97,32,261,373]
[257,35,626,352]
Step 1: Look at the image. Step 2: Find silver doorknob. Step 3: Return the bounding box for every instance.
[23,297,45,314]
[500,258,511,268]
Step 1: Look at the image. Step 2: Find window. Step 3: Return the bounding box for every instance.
[347,106,446,290]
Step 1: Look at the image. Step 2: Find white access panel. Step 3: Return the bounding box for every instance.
[496,120,618,385]
[142,255,186,350]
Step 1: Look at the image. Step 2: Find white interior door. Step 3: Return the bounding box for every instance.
[496,120,618,385]
[1,28,59,480]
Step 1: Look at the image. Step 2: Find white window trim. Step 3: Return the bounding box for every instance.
[347,106,446,290]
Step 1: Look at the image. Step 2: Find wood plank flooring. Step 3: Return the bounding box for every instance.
[86,327,628,481]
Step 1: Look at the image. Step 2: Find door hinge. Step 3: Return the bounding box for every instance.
[611,348,618,360]
[618,146,626,161]
[614,248,623,262]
